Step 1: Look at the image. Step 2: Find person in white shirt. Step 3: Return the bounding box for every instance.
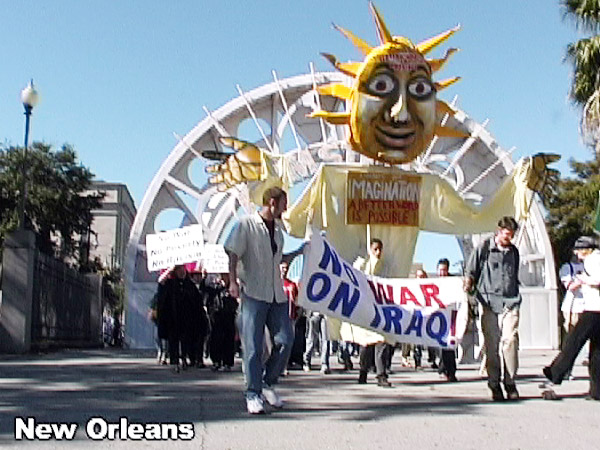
[544,235,600,400]
[559,258,586,333]
[225,187,294,414]
[559,253,587,376]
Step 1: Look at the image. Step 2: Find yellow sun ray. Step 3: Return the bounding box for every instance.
[435,77,461,91]
[321,53,362,78]
[308,111,351,125]
[436,100,457,116]
[368,1,393,45]
[333,23,373,56]
[416,25,461,55]
[428,48,459,73]
[317,83,353,100]
[336,62,362,77]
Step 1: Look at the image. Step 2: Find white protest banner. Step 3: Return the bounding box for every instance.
[146,224,204,272]
[298,233,469,349]
[201,244,229,273]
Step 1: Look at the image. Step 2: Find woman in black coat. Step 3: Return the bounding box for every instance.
[158,265,203,372]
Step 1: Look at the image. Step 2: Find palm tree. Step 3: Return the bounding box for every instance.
[563,1,600,151]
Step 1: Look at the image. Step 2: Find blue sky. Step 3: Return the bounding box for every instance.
[0,1,593,272]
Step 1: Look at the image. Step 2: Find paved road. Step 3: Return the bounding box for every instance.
[0,348,597,449]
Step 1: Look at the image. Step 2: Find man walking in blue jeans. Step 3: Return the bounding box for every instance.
[225,187,294,415]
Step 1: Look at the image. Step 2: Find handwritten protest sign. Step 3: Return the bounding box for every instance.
[201,244,229,273]
[146,225,204,272]
[346,171,421,226]
[298,233,468,348]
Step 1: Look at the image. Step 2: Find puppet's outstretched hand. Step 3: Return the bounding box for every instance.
[205,137,265,191]
[525,153,560,198]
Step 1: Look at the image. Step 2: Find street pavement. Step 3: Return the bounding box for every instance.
[0,347,598,449]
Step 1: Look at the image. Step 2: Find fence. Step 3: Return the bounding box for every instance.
[0,230,103,353]
[30,252,102,346]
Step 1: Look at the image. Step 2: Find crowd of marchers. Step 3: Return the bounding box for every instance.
[149,191,600,415]
[150,265,238,373]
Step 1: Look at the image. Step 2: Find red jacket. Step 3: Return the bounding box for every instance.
[283,277,299,320]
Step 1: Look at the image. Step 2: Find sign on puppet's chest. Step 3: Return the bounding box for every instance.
[346,171,421,226]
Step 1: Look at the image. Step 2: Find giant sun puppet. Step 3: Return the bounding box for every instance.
[205,2,558,277]
[124,2,560,348]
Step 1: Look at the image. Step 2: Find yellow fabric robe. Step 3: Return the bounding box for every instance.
[280,160,534,345]
[284,161,534,278]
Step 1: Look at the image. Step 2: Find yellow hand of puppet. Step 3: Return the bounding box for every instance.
[526,153,560,198]
[205,137,265,191]
[204,137,286,205]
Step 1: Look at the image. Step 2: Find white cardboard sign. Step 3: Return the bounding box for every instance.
[146,225,204,272]
[201,244,230,273]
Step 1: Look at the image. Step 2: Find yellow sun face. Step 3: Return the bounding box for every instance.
[310,2,465,164]
[351,45,437,164]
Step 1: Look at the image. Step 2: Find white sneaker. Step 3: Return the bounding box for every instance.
[320,366,331,374]
[246,396,265,414]
[262,386,284,408]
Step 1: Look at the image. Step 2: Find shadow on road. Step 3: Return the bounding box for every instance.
[0,349,496,442]
[2,347,594,447]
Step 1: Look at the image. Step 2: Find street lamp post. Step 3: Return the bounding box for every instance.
[19,80,39,229]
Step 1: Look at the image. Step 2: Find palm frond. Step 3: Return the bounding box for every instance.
[581,89,600,148]
[565,35,600,105]
[562,0,600,33]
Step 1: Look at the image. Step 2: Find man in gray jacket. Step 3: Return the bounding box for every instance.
[464,216,521,401]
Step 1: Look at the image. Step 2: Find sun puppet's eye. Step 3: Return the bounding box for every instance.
[366,73,396,96]
[408,78,434,99]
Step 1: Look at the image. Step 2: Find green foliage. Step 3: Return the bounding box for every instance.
[562,0,600,33]
[565,36,600,105]
[0,142,103,263]
[544,156,600,266]
[562,1,600,149]
[102,264,125,315]
[549,2,600,263]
